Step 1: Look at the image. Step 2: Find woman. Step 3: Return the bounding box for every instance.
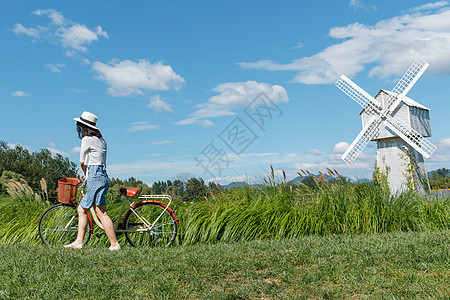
[65,111,120,251]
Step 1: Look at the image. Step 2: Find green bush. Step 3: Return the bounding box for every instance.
[0,141,77,200]
[429,168,450,189]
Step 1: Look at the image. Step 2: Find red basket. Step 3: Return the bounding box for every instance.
[58,178,81,203]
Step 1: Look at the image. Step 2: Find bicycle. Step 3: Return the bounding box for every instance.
[38,178,178,248]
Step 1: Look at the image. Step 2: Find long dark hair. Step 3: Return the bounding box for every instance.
[77,121,102,139]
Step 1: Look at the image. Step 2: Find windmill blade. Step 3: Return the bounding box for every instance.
[384,116,437,159]
[387,58,429,113]
[336,75,382,110]
[392,58,429,96]
[341,116,381,165]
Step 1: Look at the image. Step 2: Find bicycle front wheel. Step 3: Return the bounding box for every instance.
[123,202,178,247]
[39,203,92,247]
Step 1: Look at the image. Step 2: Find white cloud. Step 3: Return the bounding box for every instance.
[70,146,81,153]
[439,137,450,147]
[309,148,322,156]
[107,143,379,184]
[423,137,450,171]
[11,91,30,97]
[6,143,34,152]
[8,140,74,159]
[349,0,363,9]
[239,4,450,84]
[291,42,304,49]
[12,23,39,38]
[410,1,448,12]
[127,121,159,132]
[348,0,377,12]
[47,147,70,156]
[146,153,164,157]
[33,9,65,25]
[333,141,350,154]
[107,158,196,183]
[428,137,450,163]
[13,9,108,56]
[44,140,70,156]
[203,146,377,183]
[206,174,257,185]
[147,95,173,112]
[175,117,216,127]
[208,81,288,107]
[92,59,185,97]
[238,60,300,71]
[58,24,108,53]
[198,120,215,127]
[177,81,288,126]
[45,63,66,73]
[151,140,173,145]
[71,88,88,94]
[190,104,235,119]
[239,152,279,158]
[175,117,198,126]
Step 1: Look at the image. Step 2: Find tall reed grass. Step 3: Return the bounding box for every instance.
[4,178,48,204]
[0,194,43,244]
[0,178,50,244]
[0,169,449,246]
[177,170,450,245]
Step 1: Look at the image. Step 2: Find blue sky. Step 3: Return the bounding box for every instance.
[1,0,449,185]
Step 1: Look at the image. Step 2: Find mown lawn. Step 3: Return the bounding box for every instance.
[0,230,449,299]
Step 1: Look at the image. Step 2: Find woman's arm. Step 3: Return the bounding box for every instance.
[80,162,87,177]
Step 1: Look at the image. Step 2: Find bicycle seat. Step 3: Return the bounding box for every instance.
[120,188,139,197]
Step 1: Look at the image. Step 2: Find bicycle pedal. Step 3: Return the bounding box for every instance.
[95,232,105,239]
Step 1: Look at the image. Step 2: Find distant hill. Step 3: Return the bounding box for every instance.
[220,181,263,189]
[221,173,334,189]
[289,173,332,185]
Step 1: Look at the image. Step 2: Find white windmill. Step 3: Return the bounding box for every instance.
[335,58,437,194]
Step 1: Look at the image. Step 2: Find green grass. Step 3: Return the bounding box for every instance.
[178,182,450,245]
[1,181,449,299]
[1,179,449,246]
[0,230,449,299]
[0,194,44,244]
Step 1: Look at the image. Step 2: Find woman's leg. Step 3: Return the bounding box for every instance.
[74,205,90,244]
[95,205,119,247]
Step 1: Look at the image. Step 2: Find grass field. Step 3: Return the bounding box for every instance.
[1,178,449,299]
[0,230,449,299]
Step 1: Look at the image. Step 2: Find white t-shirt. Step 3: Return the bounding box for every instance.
[80,136,107,166]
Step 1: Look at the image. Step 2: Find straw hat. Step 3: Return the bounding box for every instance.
[74,111,99,130]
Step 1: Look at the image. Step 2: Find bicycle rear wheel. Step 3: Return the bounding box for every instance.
[123,201,178,247]
[39,203,92,247]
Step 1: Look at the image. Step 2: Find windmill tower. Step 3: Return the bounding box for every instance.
[335,58,437,194]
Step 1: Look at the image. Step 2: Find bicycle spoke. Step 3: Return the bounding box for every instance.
[39,203,91,247]
[124,202,177,247]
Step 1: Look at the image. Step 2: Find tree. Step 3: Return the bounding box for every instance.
[183,177,207,202]
[300,176,318,189]
[166,185,182,202]
[0,141,77,200]
[431,168,449,178]
[208,182,220,194]
[107,177,153,202]
[152,181,168,195]
[172,180,184,191]
[429,168,450,190]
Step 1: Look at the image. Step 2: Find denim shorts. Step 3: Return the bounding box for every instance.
[80,165,109,209]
